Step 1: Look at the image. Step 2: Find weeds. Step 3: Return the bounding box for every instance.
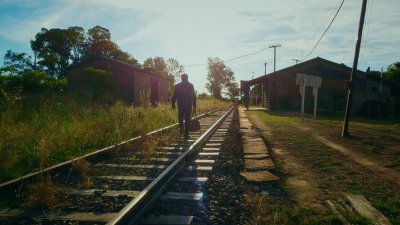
[71,159,91,189]
[243,194,343,225]
[24,183,58,209]
[0,93,230,183]
[247,110,400,225]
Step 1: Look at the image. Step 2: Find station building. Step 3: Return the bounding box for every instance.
[69,56,169,105]
[241,57,391,114]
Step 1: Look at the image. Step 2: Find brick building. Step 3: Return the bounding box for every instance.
[241,57,391,114]
[69,57,169,104]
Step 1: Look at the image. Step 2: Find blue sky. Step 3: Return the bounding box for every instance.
[0,0,399,94]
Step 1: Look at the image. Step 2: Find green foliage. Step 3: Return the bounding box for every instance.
[4,50,34,75]
[78,67,115,100]
[206,57,236,99]
[0,71,67,96]
[143,57,184,88]
[143,57,168,77]
[31,27,85,78]
[138,89,150,107]
[0,95,228,183]
[386,62,400,84]
[225,81,240,101]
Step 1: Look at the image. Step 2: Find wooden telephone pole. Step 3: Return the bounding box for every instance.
[342,0,368,137]
[269,44,281,72]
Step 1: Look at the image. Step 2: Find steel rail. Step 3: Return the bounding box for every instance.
[0,109,220,193]
[107,107,234,225]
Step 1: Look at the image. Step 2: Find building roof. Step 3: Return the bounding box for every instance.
[244,57,365,85]
[69,56,169,80]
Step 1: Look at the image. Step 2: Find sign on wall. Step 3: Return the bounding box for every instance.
[296,73,322,119]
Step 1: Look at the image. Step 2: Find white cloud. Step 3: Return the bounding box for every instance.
[0,0,399,93]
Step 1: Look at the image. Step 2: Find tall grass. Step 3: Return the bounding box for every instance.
[0,94,230,183]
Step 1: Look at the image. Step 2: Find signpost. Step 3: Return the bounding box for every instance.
[296,73,322,119]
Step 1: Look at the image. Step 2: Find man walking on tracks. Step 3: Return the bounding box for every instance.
[171,73,197,138]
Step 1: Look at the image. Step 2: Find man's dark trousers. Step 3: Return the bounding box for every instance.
[178,107,191,135]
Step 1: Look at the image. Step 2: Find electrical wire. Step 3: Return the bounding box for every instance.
[184,46,271,68]
[360,0,373,65]
[185,1,344,68]
[300,0,345,62]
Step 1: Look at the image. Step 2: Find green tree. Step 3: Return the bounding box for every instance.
[206,57,235,99]
[78,67,116,101]
[366,67,382,79]
[30,27,85,78]
[109,49,140,67]
[386,62,400,84]
[143,57,168,77]
[67,26,86,64]
[225,82,240,101]
[143,57,184,84]
[166,58,185,85]
[3,50,34,75]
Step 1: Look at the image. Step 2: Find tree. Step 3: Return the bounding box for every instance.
[109,49,140,67]
[30,27,86,78]
[143,57,168,77]
[86,25,118,57]
[386,62,400,84]
[205,57,235,99]
[143,57,185,84]
[3,50,34,75]
[166,58,185,85]
[225,82,240,101]
[366,66,382,79]
[67,26,86,64]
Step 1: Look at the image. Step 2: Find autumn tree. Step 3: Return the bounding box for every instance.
[206,57,235,99]
[85,26,139,66]
[85,25,118,57]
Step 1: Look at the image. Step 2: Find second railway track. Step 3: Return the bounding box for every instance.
[0,107,234,225]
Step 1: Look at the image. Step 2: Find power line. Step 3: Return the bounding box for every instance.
[300,0,345,62]
[269,44,281,72]
[360,0,373,64]
[184,46,271,68]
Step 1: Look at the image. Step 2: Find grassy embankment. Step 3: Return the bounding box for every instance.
[0,96,230,183]
[246,110,400,225]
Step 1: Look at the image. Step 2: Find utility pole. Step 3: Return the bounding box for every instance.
[292,59,300,64]
[379,67,383,119]
[269,44,281,72]
[264,62,267,74]
[342,0,368,138]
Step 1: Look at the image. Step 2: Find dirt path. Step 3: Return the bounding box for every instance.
[296,125,400,188]
[247,113,326,210]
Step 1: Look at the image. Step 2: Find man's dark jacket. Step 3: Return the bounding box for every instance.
[171,81,196,112]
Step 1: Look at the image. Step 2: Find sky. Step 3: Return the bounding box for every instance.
[0,0,399,94]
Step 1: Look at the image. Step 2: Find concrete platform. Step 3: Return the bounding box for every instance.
[244,154,269,159]
[239,106,280,183]
[245,159,275,170]
[243,142,268,154]
[240,171,279,183]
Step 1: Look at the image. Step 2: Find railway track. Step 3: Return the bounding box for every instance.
[0,107,234,225]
